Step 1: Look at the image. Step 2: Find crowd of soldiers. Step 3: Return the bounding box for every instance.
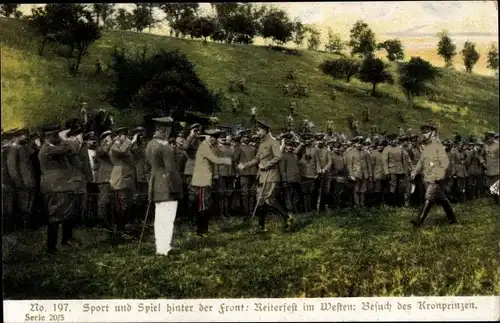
[1,117,499,255]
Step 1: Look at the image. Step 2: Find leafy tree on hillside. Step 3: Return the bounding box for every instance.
[14,10,23,19]
[320,57,360,83]
[115,8,134,31]
[377,38,404,61]
[109,47,220,117]
[324,28,346,54]
[217,4,259,44]
[358,55,393,96]
[91,3,115,29]
[398,57,439,108]
[461,41,480,74]
[0,3,19,18]
[259,7,294,45]
[437,30,457,68]
[306,25,321,51]
[160,3,199,37]
[486,43,499,75]
[348,20,377,57]
[132,3,156,33]
[29,7,54,55]
[190,16,216,43]
[292,19,306,48]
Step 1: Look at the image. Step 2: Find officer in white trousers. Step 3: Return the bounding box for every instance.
[145,117,184,256]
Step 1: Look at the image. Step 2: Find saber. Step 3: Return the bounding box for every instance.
[316,173,324,214]
[252,171,271,218]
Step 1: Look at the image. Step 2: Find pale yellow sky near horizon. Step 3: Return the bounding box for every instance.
[19,2,498,37]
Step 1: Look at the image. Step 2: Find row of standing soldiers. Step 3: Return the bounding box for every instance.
[2,124,499,241]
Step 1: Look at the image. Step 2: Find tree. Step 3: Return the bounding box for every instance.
[461,41,480,73]
[160,3,199,37]
[28,7,53,55]
[437,30,457,68]
[320,57,361,83]
[14,10,23,19]
[109,48,220,117]
[348,20,377,57]
[92,3,115,29]
[306,25,321,51]
[399,57,439,108]
[132,3,155,33]
[0,3,19,18]
[190,16,216,43]
[377,38,404,61]
[65,19,101,75]
[358,56,393,96]
[259,7,294,45]
[486,43,499,75]
[115,8,134,31]
[324,28,345,54]
[292,18,306,48]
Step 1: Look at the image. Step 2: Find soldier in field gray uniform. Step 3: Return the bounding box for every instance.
[410,123,457,227]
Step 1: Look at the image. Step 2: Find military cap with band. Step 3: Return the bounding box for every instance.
[256,120,270,131]
[302,132,313,140]
[485,131,496,139]
[67,126,84,137]
[83,131,95,140]
[41,124,62,135]
[238,129,252,137]
[204,129,224,138]
[190,123,201,130]
[114,127,129,135]
[100,130,113,140]
[386,133,398,141]
[420,123,437,132]
[314,132,326,139]
[132,126,146,134]
[152,116,174,125]
[281,132,294,140]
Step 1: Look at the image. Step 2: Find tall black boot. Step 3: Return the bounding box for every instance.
[438,198,458,224]
[410,199,433,227]
[256,204,268,232]
[47,223,59,254]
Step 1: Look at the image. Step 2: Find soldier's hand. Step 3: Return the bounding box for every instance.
[237,163,245,170]
[410,173,416,181]
[213,175,219,180]
[350,176,356,181]
[223,158,232,165]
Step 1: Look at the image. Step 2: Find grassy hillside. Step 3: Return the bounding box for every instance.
[1,17,499,136]
[3,199,499,299]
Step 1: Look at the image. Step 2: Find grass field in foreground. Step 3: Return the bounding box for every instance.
[3,199,499,299]
[1,17,499,136]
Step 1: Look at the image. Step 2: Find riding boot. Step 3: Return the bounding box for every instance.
[353,193,360,208]
[359,193,365,207]
[257,204,267,230]
[303,195,310,213]
[224,198,230,217]
[438,198,458,224]
[410,199,433,227]
[267,200,289,222]
[218,199,225,218]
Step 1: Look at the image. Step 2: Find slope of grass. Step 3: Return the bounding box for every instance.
[1,17,499,136]
[3,199,499,299]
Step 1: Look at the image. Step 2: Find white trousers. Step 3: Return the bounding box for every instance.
[154,201,178,255]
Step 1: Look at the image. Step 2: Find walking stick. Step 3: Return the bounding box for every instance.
[316,174,324,214]
[252,171,271,218]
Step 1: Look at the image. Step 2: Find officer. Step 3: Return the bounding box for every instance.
[182,124,202,222]
[7,128,36,230]
[330,140,347,209]
[298,133,319,213]
[191,129,232,237]
[237,120,294,232]
[95,130,114,228]
[482,131,499,204]
[214,130,234,218]
[131,126,151,226]
[347,137,372,208]
[83,131,98,226]
[450,136,468,203]
[145,117,183,255]
[410,123,457,227]
[38,124,78,254]
[109,127,138,233]
[232,129,257,220]
[382,134,410,207]
[465,138,483,200]
[370,139,386,206]
[315,133,332,211]
[279,139,302,215]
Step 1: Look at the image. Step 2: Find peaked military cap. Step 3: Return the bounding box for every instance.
[132,126,145,134]
[495,133,499,139]
[83,131,95,140]
[314,132,326,139]
[251,134,259,141]
[238,129,252,137]
[485,131,496,139]
[190,123,202,130]
[399,135,409,141]
[204,129,224,138]
[256,120,270,131]
[420,123,437,132]
[378,139,388,146]
[281,132,294,140]
[41,124,62,135]
[386,133,398,141]
[152,116,174,125]
[302,133,313,140]
[67,126,83,137]
[114,127,129,135]
[100,130,113,140]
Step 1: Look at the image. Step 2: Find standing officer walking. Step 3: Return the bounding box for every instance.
[410,123,458,227]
